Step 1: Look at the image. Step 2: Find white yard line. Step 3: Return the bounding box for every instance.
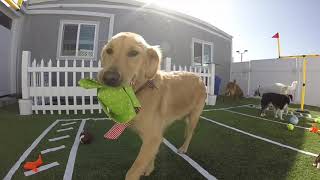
[203,104,252,111]
[24,162,60,176]
[63,119,86,180]
[57,127,74,132]
[224,109,309,130]
[48,135,70,142]
[41,145,66,154]
[163,139,217,180]
[3,120,60,180]
[200,116,318,157]
[61,122,77,126]
[58,117,110,121]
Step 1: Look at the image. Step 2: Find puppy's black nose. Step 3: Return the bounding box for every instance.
[103,70,121,87]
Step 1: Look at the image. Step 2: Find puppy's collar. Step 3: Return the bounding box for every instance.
[135,79,158,94]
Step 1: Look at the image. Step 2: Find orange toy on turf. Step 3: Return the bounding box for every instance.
[309,124,320,134]
[23,155,43,172]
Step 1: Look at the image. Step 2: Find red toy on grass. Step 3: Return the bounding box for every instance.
[309,124,320,134]
[23,155,43,172]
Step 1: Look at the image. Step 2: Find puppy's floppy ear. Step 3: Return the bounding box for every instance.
[145,46,161,79]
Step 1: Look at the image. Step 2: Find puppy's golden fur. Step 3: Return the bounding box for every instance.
[224,80,243,100]
[98,32,207,180]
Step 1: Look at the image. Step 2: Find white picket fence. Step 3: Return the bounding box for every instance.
[19,51,216,115]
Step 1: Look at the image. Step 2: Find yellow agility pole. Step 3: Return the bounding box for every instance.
[280,54,320,113]
[272,32,281,58]
[3,0,21,10]
[300,57,307,111]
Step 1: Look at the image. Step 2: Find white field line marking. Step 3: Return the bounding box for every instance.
[203,104,252,111]
[41,145,66,154]
[200,116,318,157]
[163,139,217,180]
[57,127,74,132]
[63,119,86,180]
[3,120,59,180]
[245,105,311,118]
[61,122,77,126]
[58,117,109,121]
[224,109,309,130]
[24,162,60,176]
[48,135,70,142]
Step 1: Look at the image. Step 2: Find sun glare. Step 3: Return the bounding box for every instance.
[138,0,232,33]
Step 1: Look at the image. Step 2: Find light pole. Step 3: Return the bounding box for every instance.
[236,50,248,62]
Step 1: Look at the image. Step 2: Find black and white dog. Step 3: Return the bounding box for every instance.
[260,93,293,120]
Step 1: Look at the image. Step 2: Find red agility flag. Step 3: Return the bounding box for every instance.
[104,123,130,140]
[272,32,279,38]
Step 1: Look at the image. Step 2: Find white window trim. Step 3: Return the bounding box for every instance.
[191,38,214,66]
[57,19,100,60]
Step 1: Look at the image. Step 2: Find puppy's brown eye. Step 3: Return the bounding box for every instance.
[128,50,139,57]
[106,48,113,55]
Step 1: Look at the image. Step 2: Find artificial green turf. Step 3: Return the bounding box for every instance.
[73,120,205,180]
[165,119,320,180]
[2,97,320,180]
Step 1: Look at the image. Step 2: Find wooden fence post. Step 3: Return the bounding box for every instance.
[164,57,171,72]
[21,51,31,99]
[19,51,33,115]
[207,63,216,105]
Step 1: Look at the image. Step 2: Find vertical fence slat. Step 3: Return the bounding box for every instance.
[48,59,53,114]
[57,59,61,114]
[65,60,69,115]
[73,59,77,114]
[31,59,38,114]
[89,60,94,114]
[81,60,85,114]
[40,59,45,114]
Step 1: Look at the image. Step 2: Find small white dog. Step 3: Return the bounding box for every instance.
[255,81,298,96]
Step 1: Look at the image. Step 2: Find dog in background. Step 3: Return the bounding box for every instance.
[224,80,244,100]
[260,93,293,120]
[255,81,298,97]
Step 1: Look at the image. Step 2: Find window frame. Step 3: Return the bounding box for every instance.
[57,20,100,60]
[191,38,214,66]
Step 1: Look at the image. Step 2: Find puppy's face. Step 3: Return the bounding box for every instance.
[98,32,161,87]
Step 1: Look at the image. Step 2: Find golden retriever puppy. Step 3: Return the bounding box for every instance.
[97,32,207,180]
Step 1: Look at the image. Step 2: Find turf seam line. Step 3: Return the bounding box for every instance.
[163,139,217,180]
[48,135,70,142]
[24,162,60,176]
[200,116,318,157]
[41,145,66,154]
[224,109,309,130]
[57,127,74,132]
[203,104,252,111]
[63,119,86,180]
[61,122,77,126]
[3,120,60,180]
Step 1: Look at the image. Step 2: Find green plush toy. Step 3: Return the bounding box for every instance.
[78,79,141,124]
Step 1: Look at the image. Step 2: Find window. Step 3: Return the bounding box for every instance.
[0,11,12,30]
[192,38,213,66]
[58,20,99,59]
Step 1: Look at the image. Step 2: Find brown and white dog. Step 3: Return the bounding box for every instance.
[224,80,244,100]
[97,32,207,180]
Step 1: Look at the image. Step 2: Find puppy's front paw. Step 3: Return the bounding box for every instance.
[143,163,155,176]
[178,145,188,154]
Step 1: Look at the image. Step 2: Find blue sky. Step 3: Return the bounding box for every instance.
[141,0,320,62]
